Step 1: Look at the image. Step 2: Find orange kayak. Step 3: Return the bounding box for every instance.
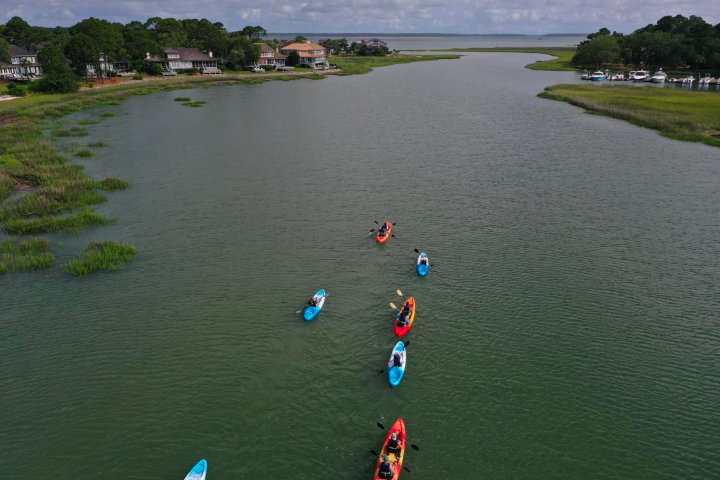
[395,297,415,337]
[373,418,406,480]
[376,222,392,243]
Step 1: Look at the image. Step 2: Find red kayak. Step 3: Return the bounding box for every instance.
[376,222,392,244]
[395,297,415,337]
[373,418,406,480]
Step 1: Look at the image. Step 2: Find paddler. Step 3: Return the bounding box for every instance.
[397,311,409,328]
[386,431,402,457]
[378,454,395,479]
[389,353,403,369]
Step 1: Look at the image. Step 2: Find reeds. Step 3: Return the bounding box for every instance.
[97,177,129,191]
[65,240,136,276]
[71,149,94,158]
[52,126,89,137]
[88,141,108,147]
[3,208,113,235]
[174,97,191,101]
[182,101,206,107]
[78,120,100,125]
[100,112,116,117]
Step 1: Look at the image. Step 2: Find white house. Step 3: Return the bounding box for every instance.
[145,47,219,73]
[255,43,287,67]
[356,38,388,53]
[1,45,43,78]
[280,41,329,70]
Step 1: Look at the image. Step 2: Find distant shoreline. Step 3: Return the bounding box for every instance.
[266,33,588,38]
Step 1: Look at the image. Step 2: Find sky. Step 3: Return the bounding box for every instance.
[2,0,719,34]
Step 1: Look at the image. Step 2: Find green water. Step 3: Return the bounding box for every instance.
[1,53,719,479]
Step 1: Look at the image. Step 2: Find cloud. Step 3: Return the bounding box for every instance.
[1,0,718,34]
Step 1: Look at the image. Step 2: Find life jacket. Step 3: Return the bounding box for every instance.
[387,437,400,449]
[379,461,392,474]
[393,356,402,367]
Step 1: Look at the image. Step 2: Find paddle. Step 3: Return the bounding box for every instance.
[295,293,328,314]
[377,341,410,374]
[370,450,412,474]
[389,302,400,313]
[376,422,420,452]
[396,289,406,300]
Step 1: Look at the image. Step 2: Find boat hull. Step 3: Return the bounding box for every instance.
[395,297,416,336]
[373,419,406,480]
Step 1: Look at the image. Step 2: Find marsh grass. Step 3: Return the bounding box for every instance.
[66,240,136,276]
[88,141,108,147]
[78,120,100,125]
[330,54,461,75]
[539,84,720,147]
[174,97,191,101]
[72,149,94,158]
[97,177,129,191]
[100,112,116,117]
[53,126,89,137]
[4,208,113,235]
[0,237,54,273]
[182,101,206,107]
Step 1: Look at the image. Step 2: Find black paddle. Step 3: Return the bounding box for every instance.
[376,422,420,451]
[370,450,412,473]
[377,341,410,374]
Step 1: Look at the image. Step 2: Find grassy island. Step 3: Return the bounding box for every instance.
[0,237,54,273]
[421,47,577,71]
[66,240,137,276]
[539,84,720,147]
[330,54,461,75]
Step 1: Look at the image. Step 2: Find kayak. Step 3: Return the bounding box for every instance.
[395,297,415,337]
[304,289,326,321]
[417,253,429,277]
[376,222,392,244]
[373,418,407,480]
[184,460,207,480]
[388,341,407,387]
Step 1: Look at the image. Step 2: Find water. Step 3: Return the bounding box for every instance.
[280,35,586,50]
[2,51,719,479]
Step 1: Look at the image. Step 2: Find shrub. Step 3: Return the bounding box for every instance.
[218,64,227,72]
[33,72,81,94]
[261,65,275,71]
[133,74,143,81]
[145,63,162,75]
[7,82,28,97]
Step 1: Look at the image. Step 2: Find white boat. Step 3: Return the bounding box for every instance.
[609,72,625,81]
[580,70,590,80]
[590,70,606,81]
[698,73,714,84]
[651,69,667,83]
[633,70,648,81]
[682,75,694,84]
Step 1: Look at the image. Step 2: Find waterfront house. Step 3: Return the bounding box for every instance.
[145,47,219,74]
[6,45,42,77]
[85,55,132,77]
[280,41,329,70]
[356,38,387,53]
[256,43,287,67]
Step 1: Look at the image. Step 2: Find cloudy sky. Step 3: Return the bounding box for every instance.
[3,0,719,34]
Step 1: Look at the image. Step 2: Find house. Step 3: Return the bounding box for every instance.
[318,40,336,54]
[85,56,132,77]
[255,43,287,67]
[280,41,329,70]
[145,47,219,73]
[2,45,43,78]
[356,38,388,53]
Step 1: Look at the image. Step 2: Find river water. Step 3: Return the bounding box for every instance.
[1,49,719,480]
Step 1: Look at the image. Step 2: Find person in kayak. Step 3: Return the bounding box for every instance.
[397,311,409,328]
[378,455,394,479]
[386,432,403,457]
[419,256,428,265]
[402,303,412,316]
[307,297,318,307]
[389,353,403,369]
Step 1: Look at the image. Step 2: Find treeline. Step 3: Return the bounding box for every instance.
[573,15,720,70]
[0,16,275,93]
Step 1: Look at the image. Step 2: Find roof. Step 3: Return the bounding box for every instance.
[10,45,35,57]
[298,52,326,58]
[281,42,325,51]
[147,47,215,62]
[0,61,14,68]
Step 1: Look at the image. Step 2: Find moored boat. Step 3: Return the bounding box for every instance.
[682,74,695,84]
[633,70,648,81]
[698,73,714,84]
[651,69,667,83]
[590,70,606,81]
[580,70,590,80]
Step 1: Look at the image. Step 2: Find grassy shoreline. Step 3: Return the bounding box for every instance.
[539,84,720,147]
[330,54,461,75]
[417,47,577,71]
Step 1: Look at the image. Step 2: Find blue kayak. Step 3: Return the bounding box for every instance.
[304,289,326,321]
[388,341,407,387]
[417,253,429,277]
[184,460,207,480]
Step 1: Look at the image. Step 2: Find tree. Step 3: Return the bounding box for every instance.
[373,46,388,56]
[33,70,79,94]
[122,23,160,60]
[336,38,348,54]
[572,35,620,68]
[38,44,70,75]
[241,26,267,39]
[5,17,33,48]
[66,32,99,84]
[356,43,370,56]
[295,35,307,43]
[51,27,72,49]
[0,38,9,63]
[70,18,124,82]
[286,51,299,67]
